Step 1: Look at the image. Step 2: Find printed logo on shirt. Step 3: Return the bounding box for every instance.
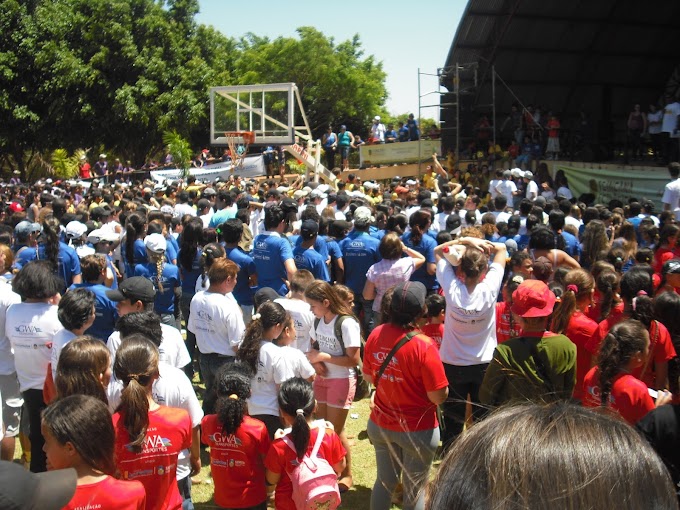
[14,325,43,334]
[72,504,102,510]
[208,432,243,447]
[255,241,267,250]
[124,468,153,479]
[197,310,213,321]
[349,241,364,248]
[124,435,172,453]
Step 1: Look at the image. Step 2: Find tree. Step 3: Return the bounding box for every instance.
[162,130,192,178]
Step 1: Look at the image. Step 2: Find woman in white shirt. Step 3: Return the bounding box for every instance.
[6,261,64,472]
[434,237,507,451]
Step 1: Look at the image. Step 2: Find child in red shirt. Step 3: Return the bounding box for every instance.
[201,364,270,509]
[421,294,445,348]
[265,378,346,510]
[113,335,192,510]
[42,394,146,510]
[495,275,524,343]
[583,320,672,425]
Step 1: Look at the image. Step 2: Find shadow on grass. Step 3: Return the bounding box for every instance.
[340,484,373,509]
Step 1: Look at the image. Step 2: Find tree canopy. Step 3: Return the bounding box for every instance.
[0,0,392,178]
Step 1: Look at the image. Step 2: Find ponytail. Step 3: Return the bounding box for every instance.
[278,377,315,459]
[236,301,287,373]
[125,212,146,265]
[629,291,654,328]
[595,270,620,321]
[42,216,61,270]
[147,250,165,292]
[215,364,251,435]
[597,320,648,407]
[551,269,594,333]
[113,335,159,453]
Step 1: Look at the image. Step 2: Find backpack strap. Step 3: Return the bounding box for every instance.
[310,421,326,458]
[374,331,419,389]
[334,315,350,356]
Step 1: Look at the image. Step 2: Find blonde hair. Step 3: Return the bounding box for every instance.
[146,248,165,292]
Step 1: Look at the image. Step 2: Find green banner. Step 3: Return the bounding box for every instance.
[557,164,668,210]
[359,140,441,166]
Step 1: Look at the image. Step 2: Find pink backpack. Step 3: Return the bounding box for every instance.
[282,423,341,510]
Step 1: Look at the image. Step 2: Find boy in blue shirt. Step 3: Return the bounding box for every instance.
[292,220,329,282]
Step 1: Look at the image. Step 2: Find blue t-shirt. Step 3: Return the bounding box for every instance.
[124,239,148,278]
[289,235,329,262]
[225,246,256,306]
[36,242,82,293]
[293,244,330,282]
[339,231,381,294]
[517,233,531,251]
[165,240,178,264]
[69,282,118,341]
[178,249,202,294]
[134,262,180,315]
[209,207,237,229]
[561,231,581,259]
[12,245,36,271]
[252,232,294,295]
[106,254,118,290]
[370,229,386,241]
[401,232,437,290]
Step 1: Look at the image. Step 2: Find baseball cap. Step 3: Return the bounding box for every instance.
[318,184,331,193]
[91,206,111,219]
[99,153,107,159]
[106,276,156,303]
[511,279,556,318]
[503,170,512,178]
[87,228,118,245]
[446,214,462,235]
[65,221,88,239]
[300,219,319,239]
[523,170,534,179]
[254,287,280,310]
[293,189,309,199]
[511,168,524,179]
[662,258,680,275]
[374,115,381,121]
[8,202,24,213]
[0,460,77,510]
[144,233,167,254]
[532,256,554,282]
[14,221,41,236]
[280,198,298,215]
[406,179,417,186]
[353,206,374,225]
[390,281,426,317]
[202,187,216,197]
[310,189,327,199]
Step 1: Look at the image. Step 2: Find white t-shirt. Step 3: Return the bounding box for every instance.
[492,211,511,224]
[5,302,63,391]
[309,315,361,379]
[495,180,517,205]
[489,179,501,199]
[174,203,196,217]
[433,212,450,233]
[662,102,680,135]
[107,362,203,481]
[279,346,315,380]
[662,178,680,211]
[107,323,190,369]
[648,110,663,135]
[188,291,245,356]
[248,341,294,416]
[525,180,539,200]
[565,215,583,231]
[0,282,21,376]
[274,298,315,353]
[51,329,77,380]
[436,259,503,366]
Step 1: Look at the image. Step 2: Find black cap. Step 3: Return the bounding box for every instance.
[106,276,156,303]
[446,214,462,234]
[390,281,426,317]
[301,219,319,239]
[663,259,680,275]
[254,287,280,310]
[91,206,111,219]
[280,197,298,215]
[0,460,77,510]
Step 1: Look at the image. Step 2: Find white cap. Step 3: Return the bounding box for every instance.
[406,179,417,186]
[317,184,330,193]
[511,168,524,178]
[87,228,118,244]
[310,189,326,199]
[294,189,309,199]
[276,186,289,193]
[79,155,87,160]
[65,221,88,239]
[363,181,379,190]
[374,116,381,121]
[353,206,374,224]
[99,153,107,159]
[144,233,167,254]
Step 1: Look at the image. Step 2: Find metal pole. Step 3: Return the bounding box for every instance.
[492,65,496,154]
[455,64,460,164]
[418,67,422,179]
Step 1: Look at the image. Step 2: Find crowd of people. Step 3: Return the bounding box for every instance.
[2,151,680,510]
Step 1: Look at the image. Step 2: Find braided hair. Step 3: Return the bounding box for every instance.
[215,364,252,435]
[278,377,316,459]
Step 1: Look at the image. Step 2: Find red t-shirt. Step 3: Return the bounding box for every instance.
[547,118,560,138]
[421,322,444,349]
[654,247,680,273]
[564,310,598,400]
[64,476,146,510]
[585,318,676,387]
[113,406,192,510]
[79,162,91,179]
[362,324,448,432]
[265,424,346,510]
[495,301,523,344]
[201,414,270,508]
[582,368,654,425]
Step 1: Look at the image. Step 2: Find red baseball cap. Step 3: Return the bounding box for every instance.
[8,202,24,213]
[511,280,556,318]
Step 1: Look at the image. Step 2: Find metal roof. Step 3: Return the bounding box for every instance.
[442,0,680,151]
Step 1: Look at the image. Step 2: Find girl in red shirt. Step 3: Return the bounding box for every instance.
[587,267,623,322]
[112,335,192,510]
[42,394,146,510]
[551,269,598,401]
[653,224,680,274]
[495,275,524,343]
[201,364,270,510]
[265,378,346,510]
[583,320,672,425]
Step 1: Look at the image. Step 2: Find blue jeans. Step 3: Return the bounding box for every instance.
[353,294,375,335]
[367,419,439,510]
[177,476,194,510]
[199,353,235,415]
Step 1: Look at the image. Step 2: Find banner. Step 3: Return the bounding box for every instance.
[150,155,266,183]
[557,163,668,211]
[359,140,441,166]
